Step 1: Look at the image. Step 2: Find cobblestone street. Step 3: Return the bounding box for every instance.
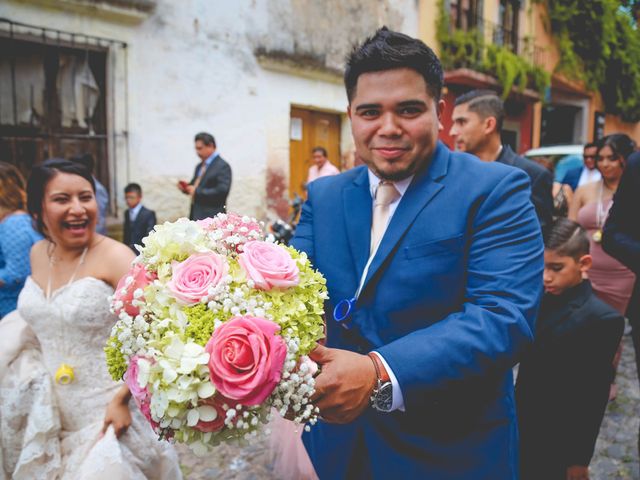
[591,332,640,479]
[177,435,275,480]
[178,332,640,479]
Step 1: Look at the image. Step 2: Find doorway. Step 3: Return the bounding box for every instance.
[289,107,341,200]
[541,104,582,145]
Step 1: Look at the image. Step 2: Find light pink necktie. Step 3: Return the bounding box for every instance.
[371,181,400,253]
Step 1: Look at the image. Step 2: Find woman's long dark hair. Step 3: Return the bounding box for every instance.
[596,133,636,167]
[26,158,96,237]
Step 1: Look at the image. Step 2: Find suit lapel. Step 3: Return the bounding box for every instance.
[343,168,372,279]
[137,206,146,224]
[496,145,515,166]
[362,142,450,290]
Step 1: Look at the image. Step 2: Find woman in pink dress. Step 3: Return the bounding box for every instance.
[570,134,636,314]
[569,134,637,399]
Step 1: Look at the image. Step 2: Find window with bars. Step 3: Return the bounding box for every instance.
[497,0,521,53]
[0,30,109,195]
[449,0,480,31]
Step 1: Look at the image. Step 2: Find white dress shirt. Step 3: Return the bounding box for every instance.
[577,166,601,188]
[128,203,143,222]
[358,169,413,412]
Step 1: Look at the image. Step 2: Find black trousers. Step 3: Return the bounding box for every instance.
[627,282,640,458]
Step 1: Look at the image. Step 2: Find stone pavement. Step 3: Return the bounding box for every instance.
[177,333,640,479]
[591,332,640,479]
[176,439,275,480]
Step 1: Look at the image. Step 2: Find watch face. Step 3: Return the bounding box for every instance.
[375,382,393,412]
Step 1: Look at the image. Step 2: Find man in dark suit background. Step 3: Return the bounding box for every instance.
[603,150,640,457]
[178,132,232,220]
[517,218,624,480]
[449,90,554,231]
[562,142,601,192]
[123,182,156,252]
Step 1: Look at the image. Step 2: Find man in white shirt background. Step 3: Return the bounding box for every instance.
[563,142,602,192]
[306,146,340,184]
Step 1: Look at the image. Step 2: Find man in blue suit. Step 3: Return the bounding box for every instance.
[291,28,544,479]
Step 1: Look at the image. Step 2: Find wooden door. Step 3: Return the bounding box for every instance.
[289,107,341,199]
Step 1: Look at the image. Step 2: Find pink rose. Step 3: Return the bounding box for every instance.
[238,241,299,290]
[137,397,160,431]
[124,356,159,429]
[167,253,228,304]
[195,217,216,229]
[205,315,287,406]
[124,355,150,402]
[194,394,232,433]
[114,263,156,317]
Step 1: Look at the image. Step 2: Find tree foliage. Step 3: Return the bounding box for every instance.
[436,0,551,100]
[536,0,640,122]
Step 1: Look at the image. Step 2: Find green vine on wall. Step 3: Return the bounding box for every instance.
[534,0,640,122]
[436,0,551,100]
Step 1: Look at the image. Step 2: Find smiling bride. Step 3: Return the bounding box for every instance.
[0,159,181,479]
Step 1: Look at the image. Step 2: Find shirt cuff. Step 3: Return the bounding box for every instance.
[371,351,405,412]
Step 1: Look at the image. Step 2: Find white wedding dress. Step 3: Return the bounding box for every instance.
[0,277,182,479]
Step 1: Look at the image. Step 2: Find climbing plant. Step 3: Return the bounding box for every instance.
[534,0,640,122]
[436,0,551,100]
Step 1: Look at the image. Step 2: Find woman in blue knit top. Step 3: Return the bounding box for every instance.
[0,162,42,318]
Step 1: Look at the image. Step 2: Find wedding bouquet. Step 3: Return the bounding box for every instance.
[104,213,327,454]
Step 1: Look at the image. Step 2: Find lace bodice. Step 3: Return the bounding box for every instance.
[2,277,182,479]
[18,277,120,431]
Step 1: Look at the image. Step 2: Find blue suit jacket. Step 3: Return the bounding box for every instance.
[291,142,544,479]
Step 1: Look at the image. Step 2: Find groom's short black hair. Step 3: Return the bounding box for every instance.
[344,27,443,102]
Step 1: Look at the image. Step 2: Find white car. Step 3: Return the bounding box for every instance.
[525,145,584,183]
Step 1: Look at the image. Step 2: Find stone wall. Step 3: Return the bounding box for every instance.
[2,0,418,223]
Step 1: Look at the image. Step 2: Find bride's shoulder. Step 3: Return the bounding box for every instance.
[29,239,50,273]
[30,238,48,255]
[92,236,135,288]
[95,235,133,255]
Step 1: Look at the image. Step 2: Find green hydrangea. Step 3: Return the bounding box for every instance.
[184,304,217,346]
[105,337,127,380]
[258,247,327,355]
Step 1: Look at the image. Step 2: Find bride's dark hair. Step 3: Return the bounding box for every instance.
[26,158,96,236]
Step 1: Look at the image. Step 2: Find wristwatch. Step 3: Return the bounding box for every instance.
[368,352,393,412]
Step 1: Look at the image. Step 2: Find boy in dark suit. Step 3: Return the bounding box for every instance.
[123,183,156,253]
[517,219,624,480]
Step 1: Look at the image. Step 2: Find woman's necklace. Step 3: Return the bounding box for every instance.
[47,243,90,385]
[593,179,613,243]
[46,245,89,300]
